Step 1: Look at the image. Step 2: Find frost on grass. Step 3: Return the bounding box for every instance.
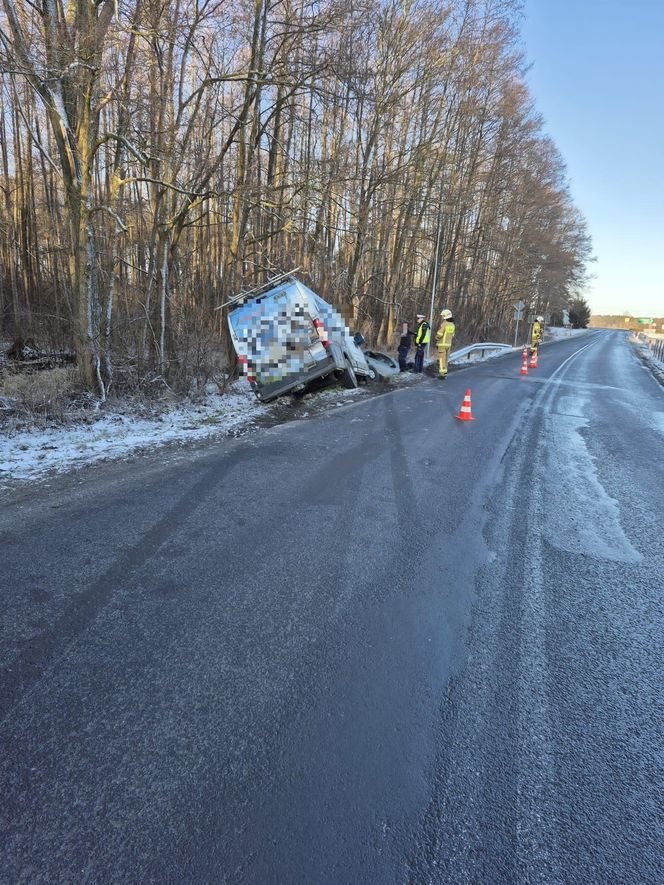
[0,376,390,484]
[544,327,588,342]
[0,379,262,483]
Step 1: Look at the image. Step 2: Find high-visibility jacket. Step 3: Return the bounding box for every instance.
[531,321,542,347]
[436,321,455,349]
[415,321,430,345]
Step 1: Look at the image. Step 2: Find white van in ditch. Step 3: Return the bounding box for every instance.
[228,277,374,402]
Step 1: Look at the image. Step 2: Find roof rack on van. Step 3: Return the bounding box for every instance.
[214,268,302,311]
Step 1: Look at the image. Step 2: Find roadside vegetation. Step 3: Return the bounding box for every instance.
[0,366,83,423]
[1,0,593,408]
[563,296,591,329]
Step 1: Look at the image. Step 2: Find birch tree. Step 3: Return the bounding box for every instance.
[0,0,592,393]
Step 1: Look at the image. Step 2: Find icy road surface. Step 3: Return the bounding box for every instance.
[1,330,663,883]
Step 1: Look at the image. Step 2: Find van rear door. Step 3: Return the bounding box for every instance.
[228,285,333,397]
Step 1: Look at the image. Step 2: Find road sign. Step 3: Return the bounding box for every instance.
[514,300,525,310]
[637,318,653,324]
[513,310,523,321]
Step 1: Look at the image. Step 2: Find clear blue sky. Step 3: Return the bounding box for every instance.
[521,0,664,317]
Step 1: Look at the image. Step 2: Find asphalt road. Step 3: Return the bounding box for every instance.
[1,330,663,884]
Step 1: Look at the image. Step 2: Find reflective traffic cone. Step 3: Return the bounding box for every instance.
[520,347,529,375]
[529,349,538,369]
[455,388,474,421]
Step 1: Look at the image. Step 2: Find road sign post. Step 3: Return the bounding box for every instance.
[513,300,525,347]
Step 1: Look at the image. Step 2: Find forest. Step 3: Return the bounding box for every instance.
[0,0,593,398]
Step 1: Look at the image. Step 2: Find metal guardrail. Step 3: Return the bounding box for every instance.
[637,332,664,362]
[448,342,513,363]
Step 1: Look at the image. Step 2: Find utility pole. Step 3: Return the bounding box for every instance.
[427,204,443,360]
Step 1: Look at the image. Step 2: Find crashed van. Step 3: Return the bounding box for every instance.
[228,277,374,402]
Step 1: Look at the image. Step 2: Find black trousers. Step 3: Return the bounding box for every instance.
[414,345,425,372]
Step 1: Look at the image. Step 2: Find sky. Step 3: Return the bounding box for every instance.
[520,0,664,318]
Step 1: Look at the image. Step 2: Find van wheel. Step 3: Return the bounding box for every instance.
[342,357,358,389]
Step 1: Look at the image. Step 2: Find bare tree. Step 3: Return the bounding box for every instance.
[0,0,593,396]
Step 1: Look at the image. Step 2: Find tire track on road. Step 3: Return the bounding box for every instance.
[0,447,252,724]
[410,337,601,883]
[515,336,601,883]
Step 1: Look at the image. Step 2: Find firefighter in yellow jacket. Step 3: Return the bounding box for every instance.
[435,309,455,379]
[530,315,543,355]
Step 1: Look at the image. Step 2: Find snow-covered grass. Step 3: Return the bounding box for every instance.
[0,379,265,484]
[631,334,664,386]
[0,377,392,484]
[543,326,589,341]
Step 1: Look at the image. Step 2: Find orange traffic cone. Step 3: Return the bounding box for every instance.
[520,347,529,375]
[455,388,474,421]
[529,350,538,368]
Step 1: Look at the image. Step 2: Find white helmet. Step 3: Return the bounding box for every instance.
[537,315,544,322]
[440,309,453,320]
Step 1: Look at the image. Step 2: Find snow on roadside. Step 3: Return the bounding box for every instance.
[544,326,589,341]
[0,380,263,483]
[0,379,378,484]
[631,335,664,386]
